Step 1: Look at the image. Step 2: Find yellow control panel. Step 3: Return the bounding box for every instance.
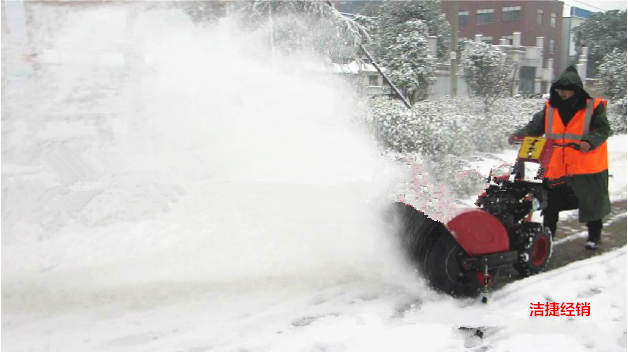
[518,137,547,160]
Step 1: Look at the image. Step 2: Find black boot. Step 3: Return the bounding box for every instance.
[546,222,557,240]
[585,220,603,250]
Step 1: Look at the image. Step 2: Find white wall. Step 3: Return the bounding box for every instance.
[429,75,469,98]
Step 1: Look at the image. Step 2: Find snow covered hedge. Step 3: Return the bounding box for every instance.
[370,96,544,198]
[370,95,627,151]
[370,95,627,198]
[371,96,542,156]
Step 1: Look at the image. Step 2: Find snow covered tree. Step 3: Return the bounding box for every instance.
[339,1,384,16]
[234,1,367,62]
[597,48,627,134]
[598,48,627,101]
[461,41,513,113]
[378,0,450,60]
[355,1,449,103]
[381,20,435,103]
[572,10,627,77]
[353,14,380,56]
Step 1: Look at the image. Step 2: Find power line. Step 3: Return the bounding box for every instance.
[563,0,605,12]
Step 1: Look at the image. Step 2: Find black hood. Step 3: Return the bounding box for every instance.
[548,65,591,109]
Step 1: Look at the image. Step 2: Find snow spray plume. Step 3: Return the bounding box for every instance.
[2,3,418,289]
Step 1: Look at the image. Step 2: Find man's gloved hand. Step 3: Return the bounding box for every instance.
[580,141,591,153]
[507,135,516,145]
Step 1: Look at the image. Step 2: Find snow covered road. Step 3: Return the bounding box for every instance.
[3,244,626,351]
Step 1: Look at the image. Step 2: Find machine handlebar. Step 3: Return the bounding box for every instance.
[554,142,581,151]
[511,136,581,151]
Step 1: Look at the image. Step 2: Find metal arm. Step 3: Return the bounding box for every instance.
[325,1,412,109]
[359,44,412,109]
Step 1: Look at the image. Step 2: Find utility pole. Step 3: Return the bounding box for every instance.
[450,1,458,97]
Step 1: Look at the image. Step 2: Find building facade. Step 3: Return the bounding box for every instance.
[441,0,563,76]
[559,6,593,73]
[428,32,558,98]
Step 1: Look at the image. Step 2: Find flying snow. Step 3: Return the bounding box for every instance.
[2,4,416,295]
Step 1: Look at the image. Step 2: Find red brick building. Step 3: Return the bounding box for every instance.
[441,0,563,75]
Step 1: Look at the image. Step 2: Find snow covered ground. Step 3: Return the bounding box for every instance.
[2,5,627,351]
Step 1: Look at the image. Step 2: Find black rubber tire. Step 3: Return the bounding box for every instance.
[420,223,499,297]
[513,225,553,277]
[391,202,498,297]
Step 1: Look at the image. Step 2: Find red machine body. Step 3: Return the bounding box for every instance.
[394,136,556,298]
[442,136,555,258]
[446,209,510,257]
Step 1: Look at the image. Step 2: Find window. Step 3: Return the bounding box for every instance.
[502,6,521,21]
[458,11,469,25]
[551,13,557,27]
[549,39,555,54]
[476,9,494,24]
[537,9,544,25]
[368,75,379,86]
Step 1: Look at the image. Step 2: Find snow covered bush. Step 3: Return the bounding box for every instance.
[371,97,473,157]
[461,41,513,113]
[608,97,627,135]
[472,98,544,151]
[370,97,422,152]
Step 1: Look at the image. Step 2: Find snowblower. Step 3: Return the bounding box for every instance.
[391,136,580,300]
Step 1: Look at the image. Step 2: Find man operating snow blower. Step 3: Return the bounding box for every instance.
[508,65,612,250]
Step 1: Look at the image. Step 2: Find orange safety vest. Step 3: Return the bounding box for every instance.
[544,98,608,179]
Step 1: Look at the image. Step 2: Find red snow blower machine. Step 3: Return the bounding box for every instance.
[391,137,580,299]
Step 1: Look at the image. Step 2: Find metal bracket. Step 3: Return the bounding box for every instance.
[462,251,519,272]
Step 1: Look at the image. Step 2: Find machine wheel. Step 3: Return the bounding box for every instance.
[391,202,498,297]
[513,224,552,277]
[421,224,499,297]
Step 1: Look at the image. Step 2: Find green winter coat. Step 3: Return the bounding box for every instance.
[513,66,612,223]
